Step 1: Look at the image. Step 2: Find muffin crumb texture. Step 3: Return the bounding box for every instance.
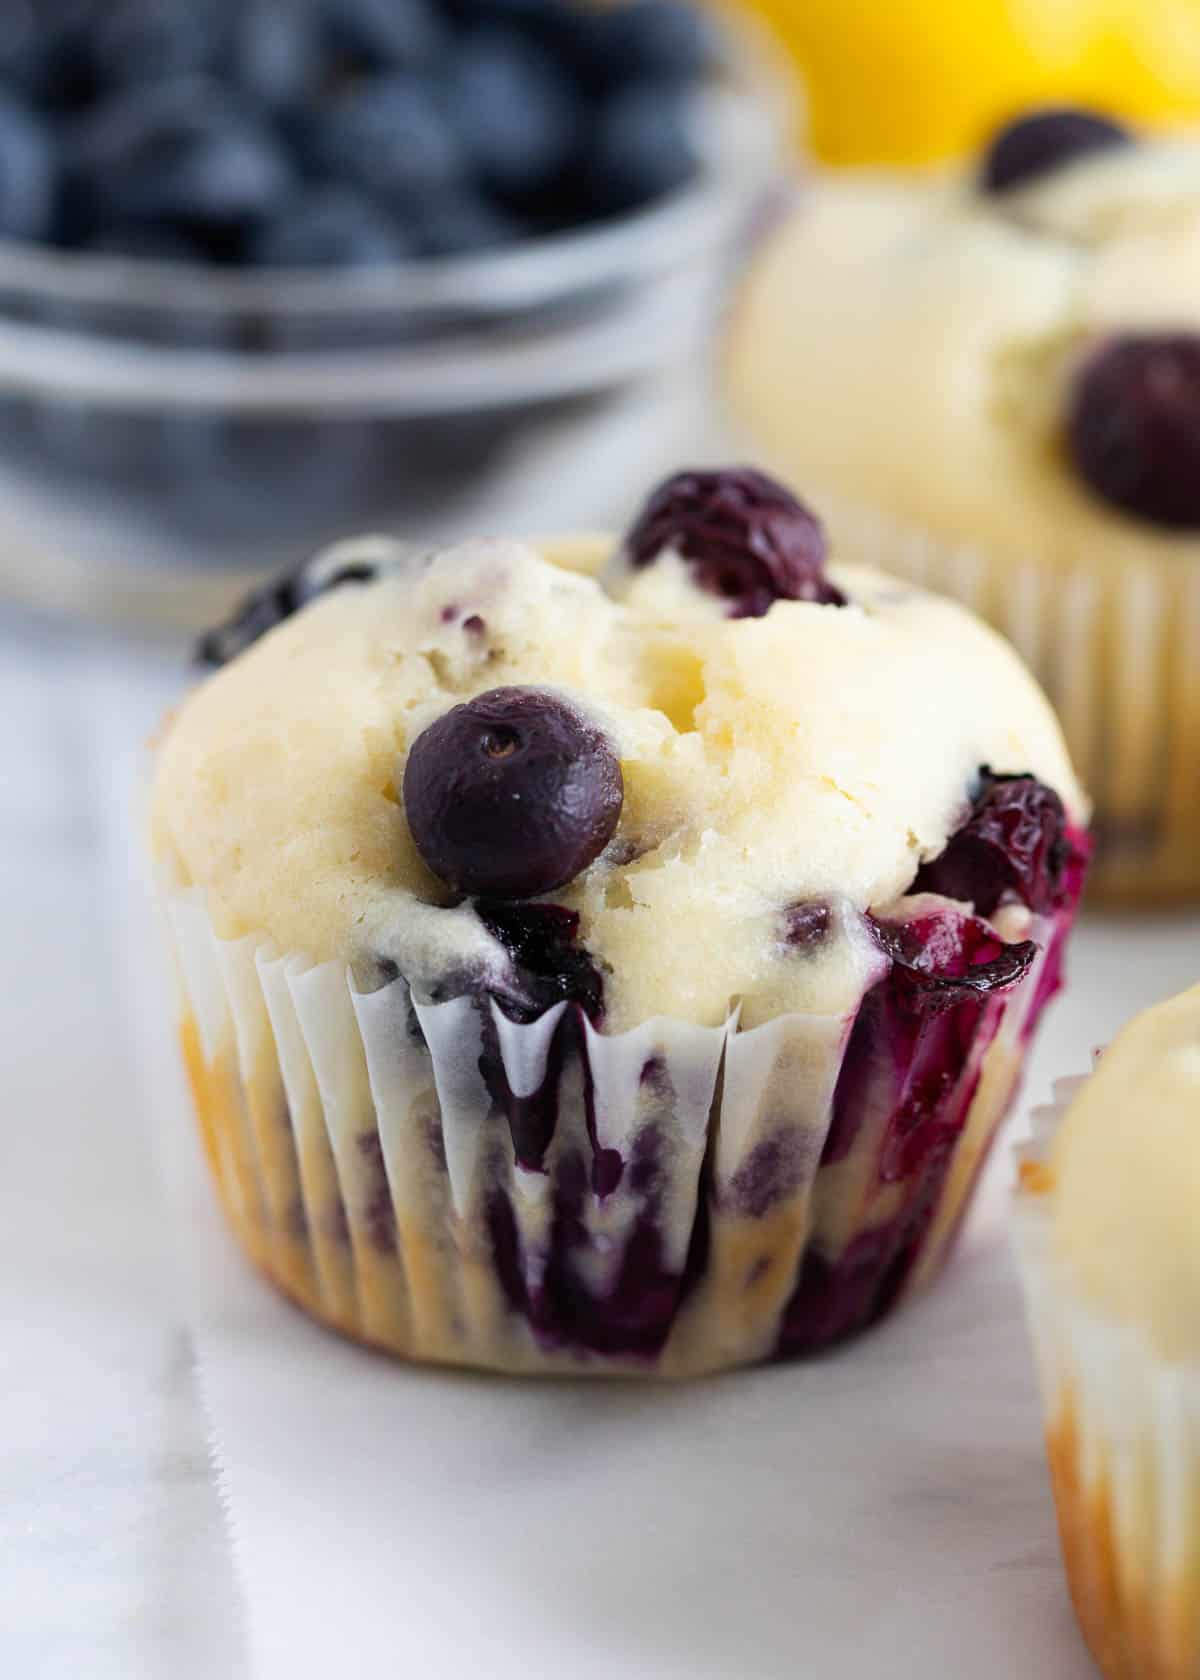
[152,532,1082,1033]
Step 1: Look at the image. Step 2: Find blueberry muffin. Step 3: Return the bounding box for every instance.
[152,468,1089,1376]
[727,108,1200,901]
[1014,987,1200,1680]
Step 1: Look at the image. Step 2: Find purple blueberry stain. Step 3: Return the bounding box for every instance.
[1067,334,1200,528]
[357,1130,397,1256]
[624,467,844,618]
[403,687,624,900]
[782,900,832,949]
[729,1130,808,1219]
[462,614,487,637]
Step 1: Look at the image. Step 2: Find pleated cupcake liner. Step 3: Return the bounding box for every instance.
[163,881,1074,1378]
[818,492,1200,904]
[1014,1084,1200,1678]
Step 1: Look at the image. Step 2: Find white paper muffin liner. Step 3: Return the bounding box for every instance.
[1013,1081,1200,1677]
[162,878,1069,1379]
[816,491,1200,904]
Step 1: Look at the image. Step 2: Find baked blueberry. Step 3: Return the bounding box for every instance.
[447,30,578,203]
[403,687,624,899]
[0,94,56,243]
[195,551,382,667]
[584,84,699,218]
[1067,333,1200,529]
[304,74,465,212]
[981,106,1131,194]
[625,467,844,617]
[914,770,1071,916]
[251,186,409,269]
[870,911,1037,1005]
[477,901,605,1022]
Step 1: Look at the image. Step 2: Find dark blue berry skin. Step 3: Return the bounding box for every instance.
[447,30,579,202]
[251,186,409,269]
[195,555,381,668]
[583,1,718,90]
[1067,334,1200,529]
[981,106,1131,194]
[305,74,465,212]
[74,80,293,234]
[85,223,209,264]
[89,0,228,91]
[230,0,322,112]
[0,2,41,95]
[585,85,700,218]
[0,93,56,243]
[414,189,520,257]
[320,0,447,73]
[626,467,843,618]
[404,688,625,900]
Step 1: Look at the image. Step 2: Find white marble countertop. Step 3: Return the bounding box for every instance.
[4,605,1197,1679]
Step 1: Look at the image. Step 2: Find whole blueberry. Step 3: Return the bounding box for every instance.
[195,553,381,667]
[981,106,1131,194]
[447,30,579,202]
[0,94,56,243]
[305,74,465,211]
[0,2,40,93]
[583,1,718,90]
[414,188,521,257]
[1067,334,1200,528]
[584,84,700,218]
[251,186,409,268]
[75,80,293,233]
[914,771,1072,917]
[625,467,843,617]
[89,0,230,90]
[23,0,98,112]
[231,0,323,110]
[320,0,446,72]
[403,688,624,900]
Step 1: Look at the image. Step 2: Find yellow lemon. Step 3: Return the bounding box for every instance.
[735,0,1200,165]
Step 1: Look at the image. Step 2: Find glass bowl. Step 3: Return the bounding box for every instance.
[0,26,794,634]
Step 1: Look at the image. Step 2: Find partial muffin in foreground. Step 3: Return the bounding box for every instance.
[1014,987,1200,1679]
[728,108,1200,901]
[152,468,1089,1376]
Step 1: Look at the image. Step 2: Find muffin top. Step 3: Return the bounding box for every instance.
[728,113,1200,565]
[1048,985,1200,1362]
[152,473,1084,1033]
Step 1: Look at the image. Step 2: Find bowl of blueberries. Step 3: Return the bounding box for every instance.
[0,0,791,629]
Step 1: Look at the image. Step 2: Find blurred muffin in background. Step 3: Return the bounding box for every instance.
[726,0,1200,164]
[726,108,1200,901]
[1014,987,1200,1680]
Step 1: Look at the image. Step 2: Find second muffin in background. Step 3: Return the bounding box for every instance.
[727,107,1200,902]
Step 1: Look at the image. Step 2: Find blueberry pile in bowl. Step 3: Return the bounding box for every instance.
[0,0,719,267]
[0,1,787,626]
